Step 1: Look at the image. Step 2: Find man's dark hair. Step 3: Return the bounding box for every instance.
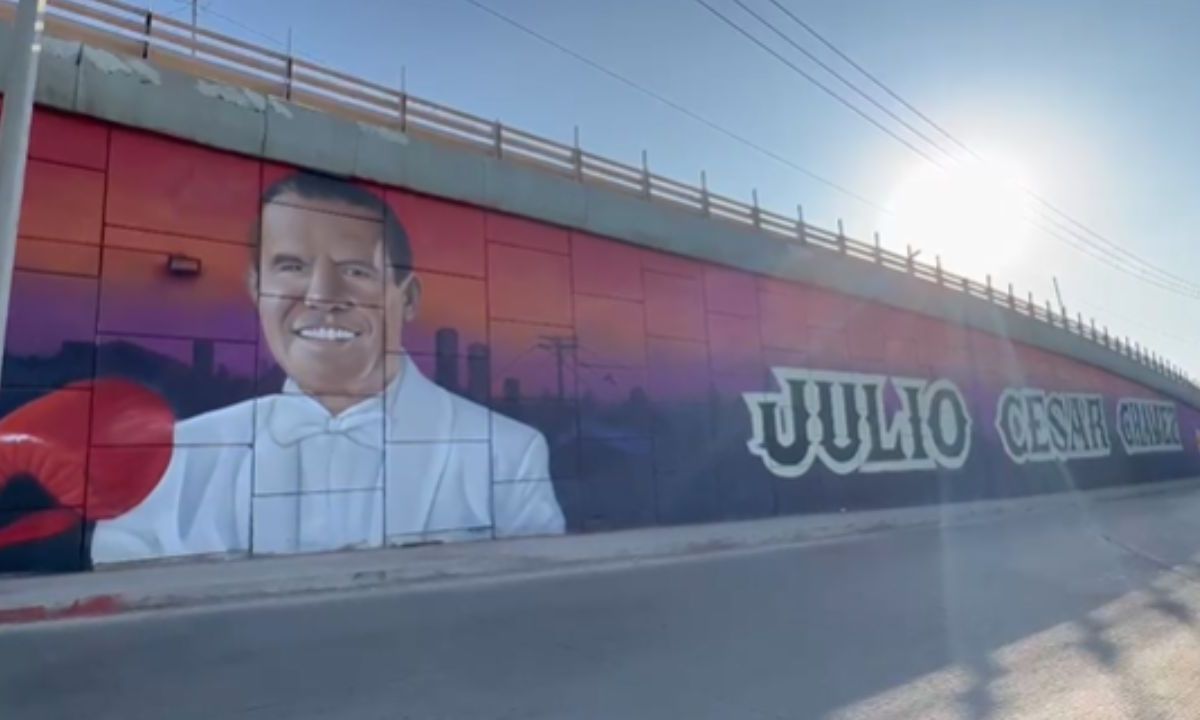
[258,171,413,282]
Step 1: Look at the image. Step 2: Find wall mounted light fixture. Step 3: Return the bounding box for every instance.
[166,254,202,277]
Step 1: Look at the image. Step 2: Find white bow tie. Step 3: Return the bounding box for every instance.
[267,394,385,450]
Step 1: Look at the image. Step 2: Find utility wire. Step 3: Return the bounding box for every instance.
[689,0,942,166]
[1022,214,1200,372]
[764,0,971,155]
[156,0,202,20]
[459,0,885,212]
[729,0,955,163]
[1036,210,1195,294]
[1029,194,1197,290]
[768,0,1198,288]
[1028,215,1200,300]
[187,2,333,66]
[708,0,1200,299]
[758,0,1200,297]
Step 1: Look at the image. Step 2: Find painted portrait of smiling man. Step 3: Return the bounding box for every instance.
[91,171,565,562]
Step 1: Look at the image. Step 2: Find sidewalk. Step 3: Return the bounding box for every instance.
[2,477,1198,626]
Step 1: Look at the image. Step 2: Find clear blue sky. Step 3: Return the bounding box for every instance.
[149,0,1200,375]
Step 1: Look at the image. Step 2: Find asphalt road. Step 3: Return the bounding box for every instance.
[4,488,1200,720]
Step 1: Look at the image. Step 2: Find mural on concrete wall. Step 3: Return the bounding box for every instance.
[0,109,1197,573]
[90,170,565,563]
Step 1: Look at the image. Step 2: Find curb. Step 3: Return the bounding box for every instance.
[0,595,126,625]
[2,477,1198,627]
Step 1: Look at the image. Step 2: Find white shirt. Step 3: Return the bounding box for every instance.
[92,356,565,563]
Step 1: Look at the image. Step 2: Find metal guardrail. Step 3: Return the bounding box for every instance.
[9,0,1194,389]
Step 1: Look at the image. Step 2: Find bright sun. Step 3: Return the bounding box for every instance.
[881,156,1034,281]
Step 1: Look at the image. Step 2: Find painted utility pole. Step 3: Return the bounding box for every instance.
[538,335,578,402]
[0,0,48,389]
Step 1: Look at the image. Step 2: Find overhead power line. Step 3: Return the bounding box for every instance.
[1028,215,1200,300]
[458,0,884,212]
[689,0,942,165]
[697,0,1200,300]
[763,0,1200,295]
[158,0,198,21]
[1028,194,1198,291]
[182,1,333,67]
[728,0,955,163]
[763,0,971,156]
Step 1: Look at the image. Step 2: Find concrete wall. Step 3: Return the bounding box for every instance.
[0,29,1197,574]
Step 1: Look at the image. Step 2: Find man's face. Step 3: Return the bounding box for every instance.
[255,193,417,398]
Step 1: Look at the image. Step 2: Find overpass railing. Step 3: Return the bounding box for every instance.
[4,0,1193,389]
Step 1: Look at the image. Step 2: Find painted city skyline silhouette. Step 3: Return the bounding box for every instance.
[0,324,690,430]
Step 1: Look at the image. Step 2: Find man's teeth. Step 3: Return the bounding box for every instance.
[298,327,358,341]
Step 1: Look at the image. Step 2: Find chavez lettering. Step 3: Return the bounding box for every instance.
[994,389,1110,463]
[743,368,972,478]
[1117,398,1182,454]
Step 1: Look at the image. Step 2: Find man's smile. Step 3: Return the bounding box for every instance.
[294,325,363,342]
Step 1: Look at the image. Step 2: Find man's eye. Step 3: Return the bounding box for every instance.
[276,261,305,273]
[344,266,375,279]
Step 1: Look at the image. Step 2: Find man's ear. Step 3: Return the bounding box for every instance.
[246,267,259,300]
[402,274,422,321]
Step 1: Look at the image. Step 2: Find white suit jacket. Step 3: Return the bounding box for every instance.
[92,357,565,563]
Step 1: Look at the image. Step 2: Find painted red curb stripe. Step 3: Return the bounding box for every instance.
[0,594,125,625]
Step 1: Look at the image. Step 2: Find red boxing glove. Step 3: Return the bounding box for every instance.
[86,379,174,519]
[0,379,174,549]
[0,385,90,506]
